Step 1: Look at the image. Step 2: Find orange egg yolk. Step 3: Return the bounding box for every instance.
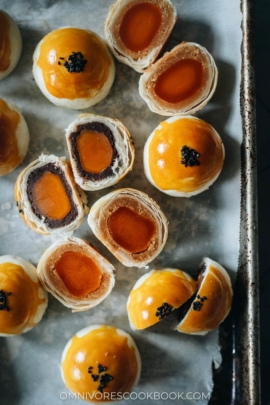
[62,325,138,401]
[0,11,11,72]
[32,171,71,220]
[148,118,224,192]
[128,270,197,329]
[0,98,21,176]
[119,2,162,53]
[0,262,46,335]
[77,130,113,174]
[55,251,102,298]
[178,264,232,334]
[154,59,203,104]
[37,28,112,100]
[107,206,156,254]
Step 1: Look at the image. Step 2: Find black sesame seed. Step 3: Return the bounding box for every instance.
[155,302,173,320]
[58,61,61,65]
[91,374,99,382]
[0,290,11,311]
[192,301,203,311]
[63,52,87,73]
[98,364,107,374]
[181,145,200,167]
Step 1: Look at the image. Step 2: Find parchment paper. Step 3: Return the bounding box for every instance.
[0,1,242,404]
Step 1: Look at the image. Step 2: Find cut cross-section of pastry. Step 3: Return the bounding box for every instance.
[61,325,141,402]
[0,98,29,176]
[105,0,177,73]
[88,188,168,268]
[37,237,115,312]
[139,42,218,115]
[144,116,225,197]
[176,258,233,335]
[65,114,135,191]
[32,27,115,109]
[0,10,22,81]
[14,154,88,235]
[127,269,197,330]
[0,255,48,336]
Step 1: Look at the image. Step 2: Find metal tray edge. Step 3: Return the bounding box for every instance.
[234,0,260,404]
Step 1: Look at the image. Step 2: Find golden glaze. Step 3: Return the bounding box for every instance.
[128,269,196,329]
[62,325,138,401]
[0,262,46,335]
[55,251,102,298]
[0,11,11,72]
[148,118,224,192]
[32,171,71,220]
[77,130,113,174]
[178,264,232,334]
[119,2,162,53]
[37,28,112,100]
[0,98,20,176]
[107,206,156,254]
[154,59,203,104]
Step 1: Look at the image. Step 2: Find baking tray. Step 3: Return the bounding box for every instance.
[0,0,260,404]
[210,1,260,404]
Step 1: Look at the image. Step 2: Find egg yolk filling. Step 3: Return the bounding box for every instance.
[119,2,162,53]
[0,98,20,175]
[0,12,11,72]
[32,172,71,220]
[69,122,118,182]
[37,28,112,100]
[77,130,113,174]
[62,325,138,399]
[55,251,102,298]
[154,59,203,104]
[0,262,45,335]
[26,163,78,228]
[107,206,156,254]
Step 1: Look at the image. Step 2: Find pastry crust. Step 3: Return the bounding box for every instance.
[37,237,115,312]
[104,0,177,73]
[0,98,29,176]
[139,42,218,115]
[127,269,197,330]
[88,188,168,268]
[0,11,22,81]
[32,27,115,109]
[144,116,225,197]
[176,258,233,335]
[65,113,135,191]
[14,154,88,235]
[0,255,48,336]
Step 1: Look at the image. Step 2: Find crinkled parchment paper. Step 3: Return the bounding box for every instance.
[0,1,242,404]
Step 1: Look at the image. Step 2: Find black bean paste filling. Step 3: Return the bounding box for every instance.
[26,163,78,229]
[69,122,119,182]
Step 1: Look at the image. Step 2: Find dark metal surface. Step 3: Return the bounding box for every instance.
[234,0,260,404]
[210,1,260,404]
